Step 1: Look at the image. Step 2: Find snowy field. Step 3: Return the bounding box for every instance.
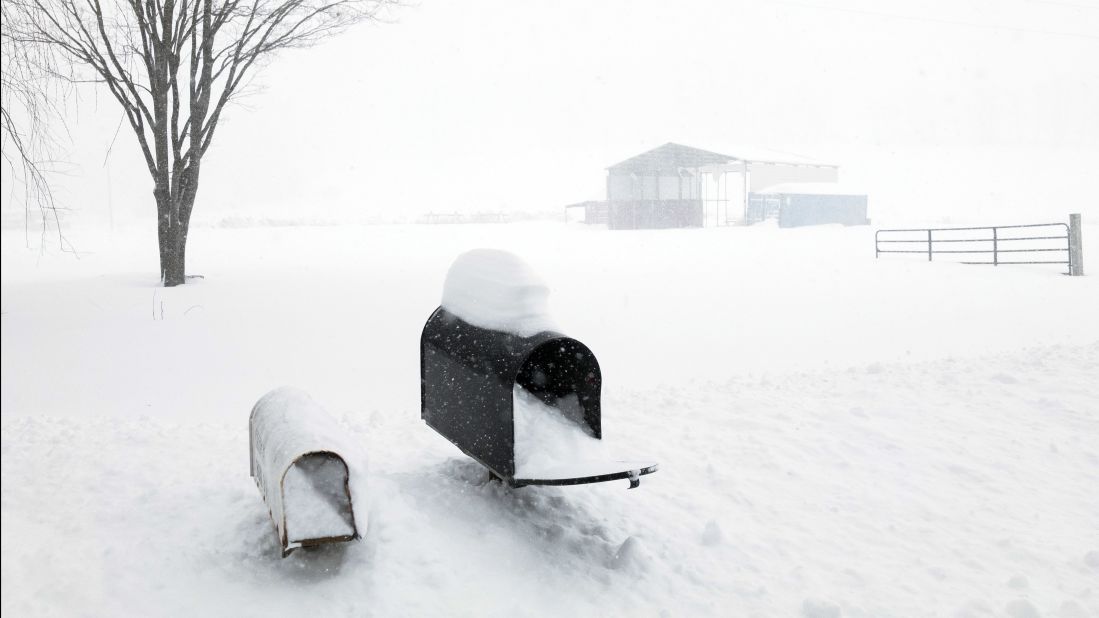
[2,221,1098,617]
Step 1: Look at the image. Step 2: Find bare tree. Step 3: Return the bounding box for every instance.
[1,0,71,247]
[11,0,391,285]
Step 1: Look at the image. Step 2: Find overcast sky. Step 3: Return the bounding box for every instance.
[6,0,1098,225]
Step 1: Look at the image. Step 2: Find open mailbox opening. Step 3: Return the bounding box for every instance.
[281,452,356,548]
[514,338,602,435]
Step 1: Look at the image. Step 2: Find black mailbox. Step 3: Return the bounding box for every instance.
[420,306,658,488]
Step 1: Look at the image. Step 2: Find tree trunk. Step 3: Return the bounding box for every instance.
[157,204,170,281]
[161,226,187,286]
[156,191,194,287]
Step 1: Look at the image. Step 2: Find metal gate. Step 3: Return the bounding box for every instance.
[875,216,1084,275]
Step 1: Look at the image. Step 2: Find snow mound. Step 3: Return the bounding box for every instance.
[1086,550,1099,569]
[700,520,723,546]
[441,249,555,337]
[802,598,842,618]
[1004,599,1041,618]
[609,536,651,573]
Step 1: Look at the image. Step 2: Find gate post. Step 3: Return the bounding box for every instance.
[1069,213,1084,276]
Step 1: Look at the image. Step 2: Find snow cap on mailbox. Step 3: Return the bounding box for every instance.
[440,249,556,337]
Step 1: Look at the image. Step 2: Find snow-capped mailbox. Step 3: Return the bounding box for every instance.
[249,387,360,557]
[420,250,658,488]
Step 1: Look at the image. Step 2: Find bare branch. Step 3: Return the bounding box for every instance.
[1,0,75,249]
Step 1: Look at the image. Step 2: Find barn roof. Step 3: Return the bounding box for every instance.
[607,142,837,174]
[564,200,606,209]
[607,143,736,174]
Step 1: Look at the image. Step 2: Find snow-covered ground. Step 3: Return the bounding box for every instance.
[2,221,1098,617]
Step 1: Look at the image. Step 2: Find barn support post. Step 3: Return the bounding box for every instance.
[742,162,749,224]
[1068,213,1084,276]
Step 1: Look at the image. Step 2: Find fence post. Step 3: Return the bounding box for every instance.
[927,229,933,261]
[1068,213,1084,276]
[993,227,998,266]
